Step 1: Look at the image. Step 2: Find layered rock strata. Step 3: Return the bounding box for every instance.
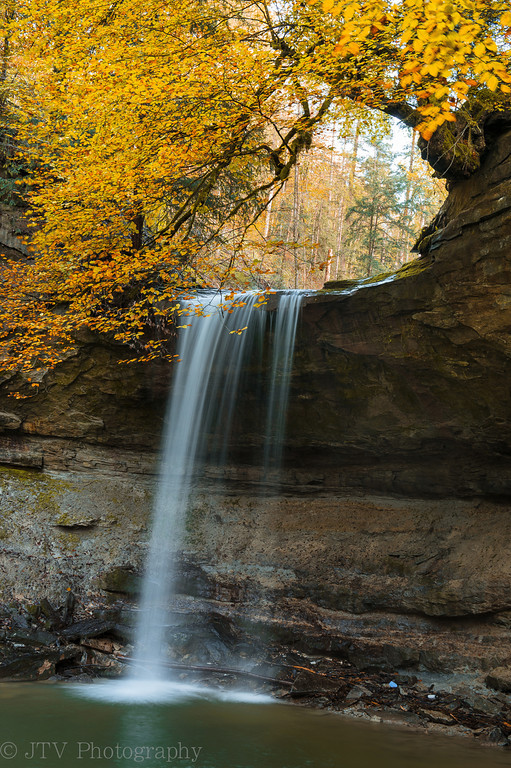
[0,129,510,676]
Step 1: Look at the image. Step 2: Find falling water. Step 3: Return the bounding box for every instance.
[263,291,303,484]
[131,290,303,679]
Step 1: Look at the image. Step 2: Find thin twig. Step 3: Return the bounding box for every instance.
[118,656,293,687]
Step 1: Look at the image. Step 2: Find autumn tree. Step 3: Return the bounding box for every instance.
[1,0,510,379]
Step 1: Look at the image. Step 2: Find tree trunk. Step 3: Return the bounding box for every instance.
[292,162,300,289]
[398,128,416,265]
[349,120,360,192]
[130,211,144,252]
[366,209,376,277]
[324,247,333,282]
[264,192,274,240]
[332,138,350,278]
[384,93,508,183]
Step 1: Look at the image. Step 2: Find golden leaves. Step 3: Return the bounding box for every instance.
[473,42,485,58]
[2,0,511,378]
[2,0,285,377]
[310,0,511,140]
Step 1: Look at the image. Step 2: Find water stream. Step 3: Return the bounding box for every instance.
[263,291,303,484]
[132,291,303,677]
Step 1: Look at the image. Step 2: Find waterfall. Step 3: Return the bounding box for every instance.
[263,291,303,485]
[131,290,303,679]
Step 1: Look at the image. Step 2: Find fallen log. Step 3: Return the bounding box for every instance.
[117,656,293,687]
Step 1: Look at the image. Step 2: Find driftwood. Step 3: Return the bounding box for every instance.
[117,656,293,687]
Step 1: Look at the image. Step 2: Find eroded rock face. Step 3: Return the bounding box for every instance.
[0,345,170,449]
[284,129,511,496]
[0,129,510,675]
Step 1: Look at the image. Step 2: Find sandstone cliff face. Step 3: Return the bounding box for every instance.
[0,130,510,675]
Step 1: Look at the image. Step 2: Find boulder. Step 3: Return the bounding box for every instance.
[486,667,511,693]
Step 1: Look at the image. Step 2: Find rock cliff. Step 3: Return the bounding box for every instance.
[0,128,510,677]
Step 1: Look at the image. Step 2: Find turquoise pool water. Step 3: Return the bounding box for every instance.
[0,681,507,767]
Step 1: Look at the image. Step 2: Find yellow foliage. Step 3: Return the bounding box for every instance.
[311,0,511,137]
[0,0,509,380]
